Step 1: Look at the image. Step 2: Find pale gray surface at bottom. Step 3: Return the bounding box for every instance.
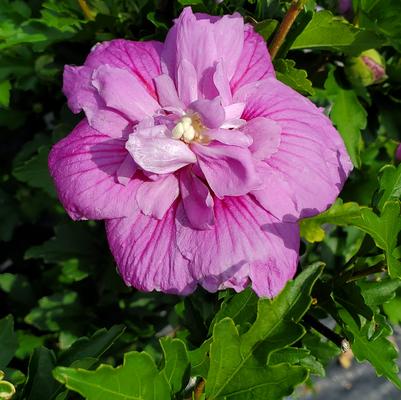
[295,325,401,400]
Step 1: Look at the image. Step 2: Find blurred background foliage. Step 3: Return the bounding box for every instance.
[1,0,401,399]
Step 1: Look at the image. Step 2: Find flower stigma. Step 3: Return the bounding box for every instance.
[171,114,207,143]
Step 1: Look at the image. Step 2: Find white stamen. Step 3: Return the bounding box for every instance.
[172,122,184,139]
[181,116,192,128]
[172,115,201,143]
[183,125,196,141]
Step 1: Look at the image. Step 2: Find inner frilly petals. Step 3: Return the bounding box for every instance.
[188,97,225,129]
[213,61,232,106]
[126,125,196,174]
[223,102,245,121]
[117,154,137,185]
[207,128,252,147]
[154,74,185,109]
[179,168,214,230]
[241,117,282,160]
[210,12,244,80]
[177,59,199,106]
[92,65,160,122]
[162,8,244,99]
[192,142,261,198]
[136,174,179,219]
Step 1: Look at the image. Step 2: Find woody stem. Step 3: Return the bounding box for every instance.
[77,0,95,20]
[268,0,306,60]
[303,315,349,351]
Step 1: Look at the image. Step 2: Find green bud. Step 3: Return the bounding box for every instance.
[345,49,386,87]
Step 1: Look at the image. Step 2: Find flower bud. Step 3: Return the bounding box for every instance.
[345,49,386,87]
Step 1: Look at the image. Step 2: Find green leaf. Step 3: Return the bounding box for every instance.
[324,69,367,168]
[0,316,18,370]
[333,282,373,321]
[359,0,401,51]
[0,80,11,107]
[53,351,171,400]
[205,264,323,399]
[13,146,55,196]
[188,339,211,379]
[206,319,307,400]
[274,59,314,95]
[160,337,190,394]
[21,347,59,400]
[376,164,401,211]
[358,278,401,308]
[254,19,278,41]
[302,332,340,365]
[210,287,258,334]
[300,200,401,277]
[383,295,401,324]
[57,325,126,367]
[339,308,401,388]
[24,291,83,333]
[291,10,383,55]
[25,223,98,264]
[15,331,46,360]
[0,273,35,306]
[269,347,325,376]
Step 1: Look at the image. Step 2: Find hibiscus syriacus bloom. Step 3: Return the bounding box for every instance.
[49,7,352,297]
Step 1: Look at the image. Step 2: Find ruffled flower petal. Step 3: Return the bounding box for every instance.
[63,40,163,136]
[126,125,197,174]
[241,117,281,160]
[136,174,179,219]
[92,65,160,122]
[193,142,260,198]
[230,25,275,94]
[63,66,130,137]
[48,120,140,220]
[154,74,184,109]
[85,39,163,99]
[179,168,214,230]
[162,7,244,99]
[239,77,353,221]
[207,128,252,147]
[177,59,198,106]
[116,154,137,185]
[188,97,225,129]
[106,205,196,295]
[213,61,232,106]
[176,195,299,297]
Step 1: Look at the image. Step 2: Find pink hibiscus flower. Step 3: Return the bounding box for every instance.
[49,7,352,297]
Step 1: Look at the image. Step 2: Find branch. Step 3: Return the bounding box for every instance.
[268,0,306,60]
[345,264,386,283]
[303,314,350,352]
[77,0,95,20]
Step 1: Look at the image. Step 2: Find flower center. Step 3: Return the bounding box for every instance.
[171,114,205,143]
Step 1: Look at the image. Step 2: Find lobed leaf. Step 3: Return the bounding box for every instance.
[205,264,323,399]
[53,351,171,400]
